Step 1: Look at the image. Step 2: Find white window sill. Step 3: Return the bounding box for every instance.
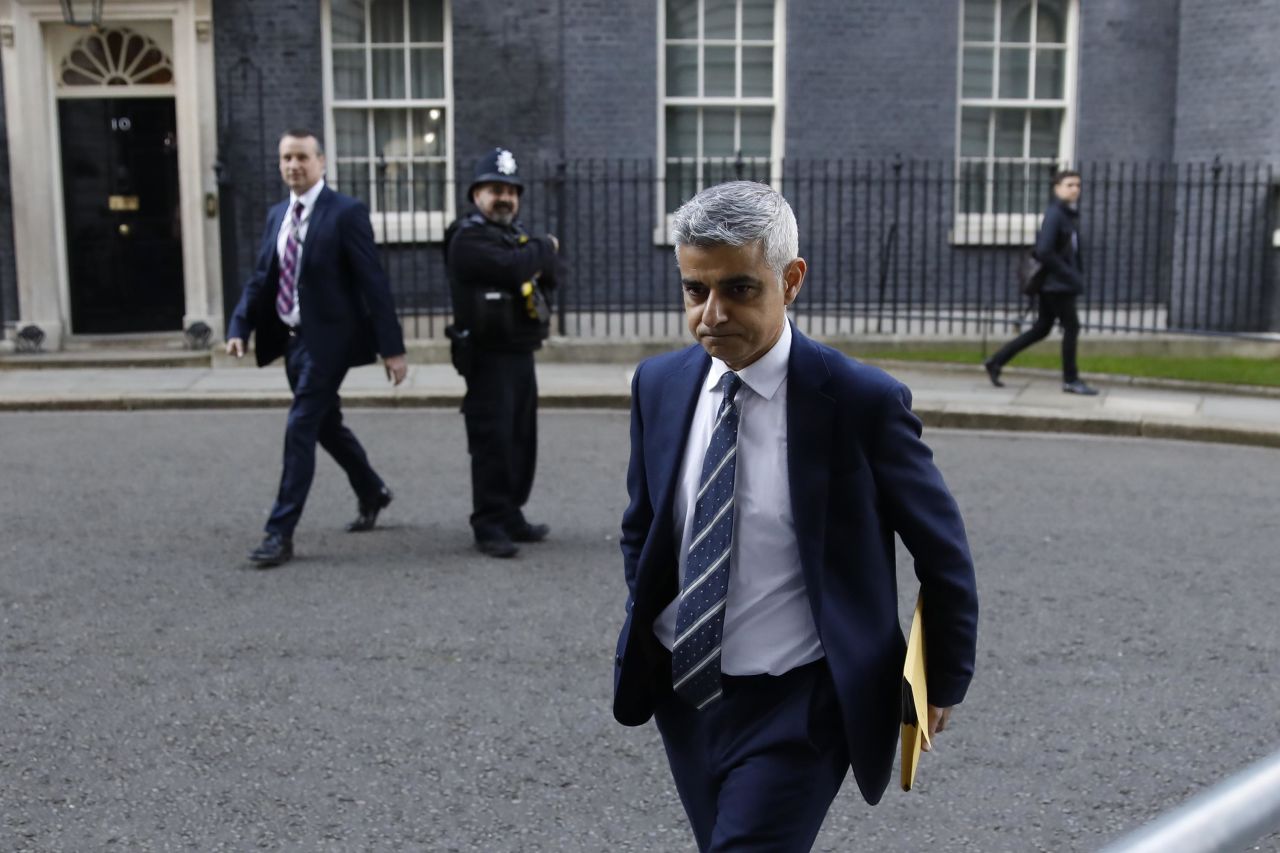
[949,213,1043,247]
[369,211,450,244]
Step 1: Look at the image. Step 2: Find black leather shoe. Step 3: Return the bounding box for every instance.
[1062,380,1100,396]
[983,360,1005,388]
[509,522,550,543]
[248,533,293,568]
[476,536,519,558]
[347,486,393,532]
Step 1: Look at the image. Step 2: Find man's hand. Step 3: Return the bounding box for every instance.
[226,338,245,358]
[921,705,952,752]
[546,233,559,253]
[384,354,408,386]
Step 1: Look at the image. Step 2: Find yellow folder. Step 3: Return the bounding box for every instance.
[900,594,929,791]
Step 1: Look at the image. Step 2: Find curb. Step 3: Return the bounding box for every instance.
[3,393,1279,450]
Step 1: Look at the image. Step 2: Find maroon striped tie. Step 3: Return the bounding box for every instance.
[276,201,305,318]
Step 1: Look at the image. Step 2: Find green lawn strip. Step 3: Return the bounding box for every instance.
[852,349,1280,388]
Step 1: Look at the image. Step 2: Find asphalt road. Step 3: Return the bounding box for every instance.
[2,409,1278,852]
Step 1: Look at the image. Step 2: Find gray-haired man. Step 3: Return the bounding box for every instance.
[613,181,979,849]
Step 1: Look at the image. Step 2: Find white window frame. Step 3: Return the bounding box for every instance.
[656,0,787,244]
[321,0,455,243]
[952,0,1078,245]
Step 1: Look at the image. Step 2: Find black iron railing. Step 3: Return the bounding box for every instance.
[221,157,1280,340]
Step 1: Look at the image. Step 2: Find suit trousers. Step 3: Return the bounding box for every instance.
[462,348,537,541]
[654,659,849,853]
[989,291,1082,382]
[266,334,384,536]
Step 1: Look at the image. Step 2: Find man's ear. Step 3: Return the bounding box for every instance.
[782,258,807,306]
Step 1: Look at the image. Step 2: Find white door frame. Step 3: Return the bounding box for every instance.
[0,0,221,349]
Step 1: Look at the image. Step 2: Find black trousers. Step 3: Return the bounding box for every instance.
[462,349,537,541]
[989,291,1081,382]
[266,334,384,536]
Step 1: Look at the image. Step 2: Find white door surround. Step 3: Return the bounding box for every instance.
[0,0,221,350]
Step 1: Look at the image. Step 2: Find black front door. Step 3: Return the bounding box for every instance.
[59,97,184,334]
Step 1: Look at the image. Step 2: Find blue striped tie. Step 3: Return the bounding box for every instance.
[672,371,742,710]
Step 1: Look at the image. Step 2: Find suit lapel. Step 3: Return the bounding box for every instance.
[787,325,835,582]
[299,186,335,282]
[640,346,709,593]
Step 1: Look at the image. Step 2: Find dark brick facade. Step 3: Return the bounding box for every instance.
[3,1,1279,339]
[1173,0,1280,163]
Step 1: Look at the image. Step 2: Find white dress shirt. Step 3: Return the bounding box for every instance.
[653,320,824,675]
[275,178,326,328]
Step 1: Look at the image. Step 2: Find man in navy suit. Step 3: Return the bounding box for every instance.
[614,182,979,850]
[226,129,407,568]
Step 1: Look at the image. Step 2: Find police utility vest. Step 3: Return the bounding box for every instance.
[444,212,553,351]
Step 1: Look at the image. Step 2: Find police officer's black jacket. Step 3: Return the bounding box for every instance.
[1033,197,1084,295]
[444,212,558,352]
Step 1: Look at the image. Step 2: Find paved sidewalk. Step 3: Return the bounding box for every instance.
[1,355,1278,449]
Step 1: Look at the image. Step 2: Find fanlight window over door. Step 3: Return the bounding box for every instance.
[59,28,173,87]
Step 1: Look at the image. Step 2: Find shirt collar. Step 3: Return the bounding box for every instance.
[702,318,792,401]
[290,178,326,215]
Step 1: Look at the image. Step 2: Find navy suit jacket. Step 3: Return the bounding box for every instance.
[614,325,979,805]
[228,186,405,374]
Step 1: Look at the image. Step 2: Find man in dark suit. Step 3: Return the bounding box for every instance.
[226,129,407,568]
[984,170,1099,395]
[614,181,979,850]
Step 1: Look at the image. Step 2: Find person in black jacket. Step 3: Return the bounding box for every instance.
[984,170,1099,395]
[444,148,560,558]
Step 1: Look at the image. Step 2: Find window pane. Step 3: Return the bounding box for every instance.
[666,106,698,158]
[741,46,772,96]
[704,0,735,39]
[960,107,989,157]
[666,44,698,96]
[371,47,406,99]
[959,160,987,214]
[666,160,696,214]
[416,160,446,211]
[704,45,735,96]
[742,0,774,39]
[409,0,444,42]
[410,47,444,98]
[994,109,1024,157]
[962,48,993,98]
[993,161,1028,213]
[333,48,367,100]
[370,0,403,44]
[703,108,735,157]
[705,159,735,187]
[1035,48,1064,98]
[335,108,369,158]
[410,107,444,157]
[339,160,373,208]
[963,0,996,41]
[666,0,698,39]
[377,164,410,213]
[1028,161,1056,202]
[1035,0,1066,43]
[1029,109,1061,158]
[1001,1,1032,43]
[740,108,772,157]
[998,47,1030,98]
[374,109,409,158]
[331,0,365,44]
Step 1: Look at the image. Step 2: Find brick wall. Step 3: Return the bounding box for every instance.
[1075,0,1179,164]
[212,0,325,318]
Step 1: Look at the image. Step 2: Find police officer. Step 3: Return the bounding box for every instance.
[444,148,559,558]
